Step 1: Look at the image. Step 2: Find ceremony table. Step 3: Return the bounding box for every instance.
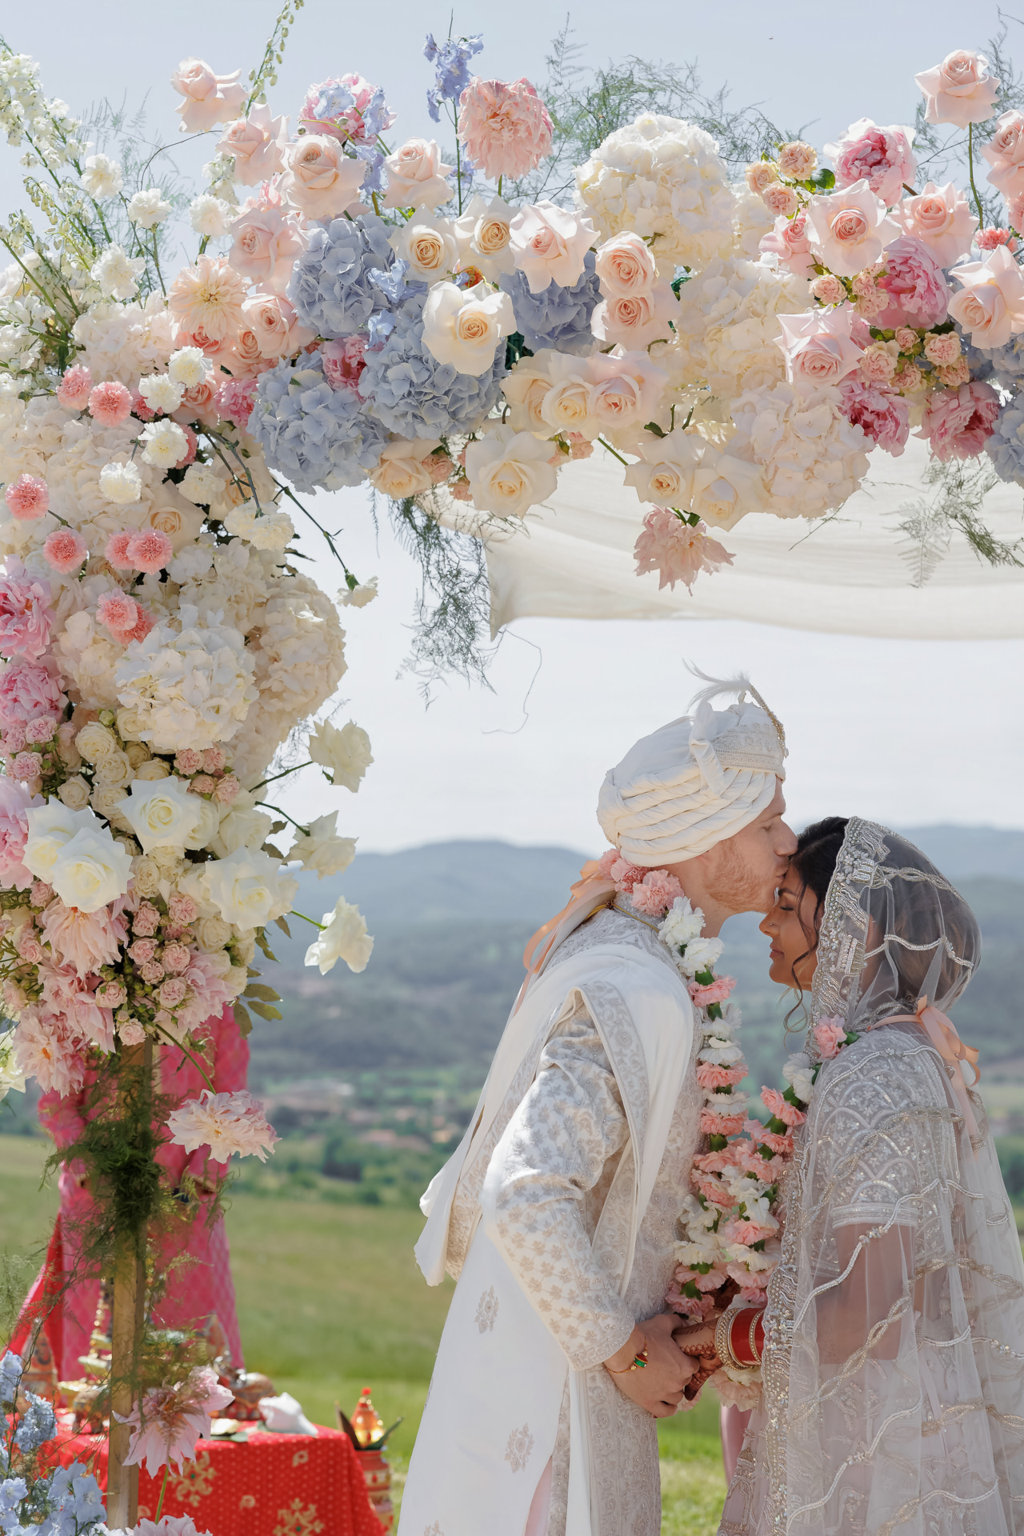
[52,1419,385,1536]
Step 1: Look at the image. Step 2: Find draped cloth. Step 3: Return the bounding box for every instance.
[401,907,699,1536]
[719,819,1024,1536]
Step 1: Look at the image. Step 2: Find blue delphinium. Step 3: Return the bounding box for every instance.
[249,353,389,492]
[359,294,506,438]
[288,215,398,338]
[500,253,602,357]
[13,1393,56,1454]
[985,393,1024,485]
[39,1464,106,1536]
[424,33,484,121]
[0,1352,21,1407]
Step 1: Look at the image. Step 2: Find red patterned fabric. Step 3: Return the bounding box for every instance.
[53,1422,384,1536]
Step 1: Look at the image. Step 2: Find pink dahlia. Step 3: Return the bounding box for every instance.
[840,378,910,456]
[121,1364,234,1476]
[40,900,128,979]
[166,1089,277,1162]
[457,76,553,181]
[634,509,734,593]
[920,381,1000,461]
[4,474,49,521]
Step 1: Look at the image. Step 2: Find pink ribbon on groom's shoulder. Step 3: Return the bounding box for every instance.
[882,995,981,1141]
[514,860,618,1011]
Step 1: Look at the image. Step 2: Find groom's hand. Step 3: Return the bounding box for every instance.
[603,1312,696,1417]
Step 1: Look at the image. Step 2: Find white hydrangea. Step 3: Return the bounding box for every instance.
[576,114,737,272]
[138,373,184,415]
[90,244,145,301]
[731,185,775,259]
[113,605,258,751]
[127,187,172,228]
[730,380,871,520]
[672,257,807,400]
[71,294,176,384]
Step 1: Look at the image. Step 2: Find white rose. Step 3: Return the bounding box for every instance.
[75,723,118,763]
[454,193,516,279]
[421,281,515,376]
[304,896,373,975]
[49,821,133,912]
[99,461,143,505]
[623,429,704,506]
[197,847,297,929]
[130,854,162,897]
[23,803,96,880]
[58,776,92,811]
[464,425,558,518]
[186,797,221,852]
[391,216,459,282]
[539,373,596,437]
[140,419,188,469]
[127,188,172,228]
[212,806,274,857]
[196,915,232,951]
[368,439,439,499]
[118,778,203,852]
[289,812,357,878]
[94,750,133,788]
[139,373,184,414]
[308,720,373,792]
[132,760,171,781]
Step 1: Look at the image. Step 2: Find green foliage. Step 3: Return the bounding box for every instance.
[897,459,1024,583]
[247,0,307,109]
[389,494,497,688]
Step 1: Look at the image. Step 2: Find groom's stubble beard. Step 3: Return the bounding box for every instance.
[702,835,777,917]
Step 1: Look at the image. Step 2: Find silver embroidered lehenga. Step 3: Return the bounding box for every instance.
[720,818,1024,1536]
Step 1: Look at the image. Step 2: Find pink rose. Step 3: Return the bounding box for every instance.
[509,201,597,293]
[840,378,909,455]
[812,1018,847,1058]
[762,183,799,218]
[777,309,864,391]
[594,232,659,296]
[948,242,1024,349]
[589,351,666,433]
[759,211,817,277]
[825,118,916,207]
[241,291,313,360]
[746,162,779,196]
[0,561,53,660]
[457,76,553,181]
[915,50,999,129]
[591,286,676,347]
[217,104,288,186]
[919,380,1000,460]
[804,181,897,278]
[382,139,454,210]
[0,659,65,728]
[890,183,976,270]
[982,110,1024,203]
[874,236,950,329]
[777,141,817,179]
[282,135,366,221]
[171,58,246,134]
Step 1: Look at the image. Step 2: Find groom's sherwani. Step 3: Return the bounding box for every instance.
[398,902,702,1536]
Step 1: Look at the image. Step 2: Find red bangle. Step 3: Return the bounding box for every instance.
[728,1307,765,1367]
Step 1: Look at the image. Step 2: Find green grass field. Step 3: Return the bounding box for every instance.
[0,1134,726,1531]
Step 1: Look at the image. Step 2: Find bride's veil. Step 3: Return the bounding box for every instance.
[720,818,1024,1536]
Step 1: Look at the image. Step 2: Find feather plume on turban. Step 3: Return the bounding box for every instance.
[597,675,787,864]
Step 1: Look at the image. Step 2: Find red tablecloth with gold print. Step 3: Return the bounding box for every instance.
[53,1422,385,1536]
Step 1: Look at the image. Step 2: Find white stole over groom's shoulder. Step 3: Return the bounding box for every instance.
[402,942,695,1536]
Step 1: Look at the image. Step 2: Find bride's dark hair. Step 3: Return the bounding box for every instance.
[784,816,849,1021]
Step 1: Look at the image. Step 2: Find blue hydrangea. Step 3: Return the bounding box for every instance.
[985,393,1024,485]
[0,1353,22,1408]
[288,215,398,338]
[249,353,390,492]
[424,33,484,121]
[956,325,996,383]
[302,81,393,143]
[359,297,506,438]
[982,331,1024,388]
[500,253,602,357]
[13,1392,56,1453]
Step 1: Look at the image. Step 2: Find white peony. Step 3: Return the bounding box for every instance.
[308,719,373,792]
[127,187,172,228]
[191,847,297,931]
[99,460,143,505]
[464,425,558,518]
[672,257,806,400]
[118,778,203,853]
[138,373,184,415]
[304,896,373,975]
[421,281,515,376]
[288,812,357,878]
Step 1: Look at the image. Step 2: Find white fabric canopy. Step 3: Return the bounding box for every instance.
[450,439,1024,639]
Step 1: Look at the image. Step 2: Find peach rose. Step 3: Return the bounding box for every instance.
[746,161,779,195]
[593,232,658,297]
[915,50,999,128]
[218,104,288,186]
[509,201,597,294]
[382,139,454,210]
[368,439,441,498]
[982,110,1024,201]
[283,135,366,221]
[501,356,553,433]
[171,58,246,134]
[591,286,676,348]
[778,310,863,391]
[804,181,897,277]
[242,291,313,360]
[230,190,308,292]
[894,181,976,268]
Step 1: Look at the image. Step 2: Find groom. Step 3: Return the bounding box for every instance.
[398,678,794,1536]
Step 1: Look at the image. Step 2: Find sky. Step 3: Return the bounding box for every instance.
[1,0,1023,853]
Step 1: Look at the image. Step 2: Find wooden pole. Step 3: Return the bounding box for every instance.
[105,1038,152,1529]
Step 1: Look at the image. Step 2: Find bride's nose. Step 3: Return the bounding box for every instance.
[759,911,776,937]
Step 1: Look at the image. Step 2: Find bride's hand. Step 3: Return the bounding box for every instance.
[603,1311,696,1417]
[671,1319,721,1402]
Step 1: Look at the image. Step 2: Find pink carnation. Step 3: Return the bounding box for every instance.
[840,378,910,455]
[457,76,553,181]
[874,237,950,329]
[693,1172,735,1207]
[630,868,684,916]
[11,752,40,781]
[4,474,49,521]
[168,893,198,925]
[125,530,173,573]
[321,336,368,392]
[0,562,53,660]
[216,374,259,429]
[761,1086,807,1127]
[43,529,88,574]
[141,961,166,985]
[166,1088,277,1162]
[920,381,1000,461]
[201,747,226,774]
[97,589,141,640]
[634,509,734,593]
[977,226,1018,251]
[609,856,644,890]
[812,1018,847,1058]
[213,774,240,804]
[56,365,93,410]
[689,976,737,1008]
[0,659,65,728]
[696,1061,746,1090]
[104,531,135,571]
[129,938,157,965]
[825,118,916,207]
[88,380,133,426]
[158,977,188,1008]
[161,942,192,974]
[699,1109,747,1136]
[175,748,203,775]
[721,1216,777,1246]
[132,902,161,937]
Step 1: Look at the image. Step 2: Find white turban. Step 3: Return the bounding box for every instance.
[597,676,787,865]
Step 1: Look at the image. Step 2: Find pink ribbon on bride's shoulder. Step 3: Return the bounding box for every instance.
[513,860,618,1012]
[882,995,981,1141]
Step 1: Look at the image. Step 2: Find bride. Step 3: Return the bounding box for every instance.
[699,815,1024,1535]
